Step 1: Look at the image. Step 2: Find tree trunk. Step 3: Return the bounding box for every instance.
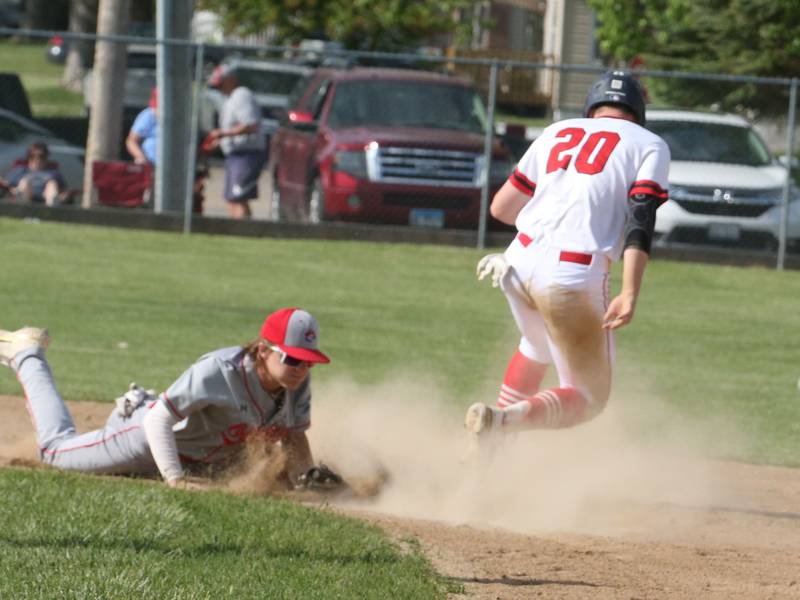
[62,0,98,93]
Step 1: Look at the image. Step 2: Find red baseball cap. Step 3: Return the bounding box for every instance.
[260,308,330,364]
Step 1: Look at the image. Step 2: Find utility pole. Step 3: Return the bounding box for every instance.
[155,0,193,214]
[81,0,130,208]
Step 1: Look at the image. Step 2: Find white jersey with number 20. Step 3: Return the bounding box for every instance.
[509,116,670,261]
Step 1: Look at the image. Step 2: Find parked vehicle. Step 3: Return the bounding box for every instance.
[0,0,21,29]
[0,72,32,119]
[268,67,514,228]
[647,109,800,251]
[0,107,85,192]
[199,57,313,139]
[82,44,157,122]
[45,35,69,64]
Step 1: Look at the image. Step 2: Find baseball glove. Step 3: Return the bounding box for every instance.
[114,382,157,419]
[295,463,346,493]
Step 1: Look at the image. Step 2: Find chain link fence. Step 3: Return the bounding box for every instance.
[0,28,797,268]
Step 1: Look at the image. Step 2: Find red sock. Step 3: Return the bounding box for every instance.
[496,350,547,409]
[524,387,590,428]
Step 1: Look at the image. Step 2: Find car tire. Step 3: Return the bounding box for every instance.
[307,176,325,224]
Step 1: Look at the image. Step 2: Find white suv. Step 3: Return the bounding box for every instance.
[646,109,800,251]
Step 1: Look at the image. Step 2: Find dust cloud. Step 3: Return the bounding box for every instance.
[308,374,748,538]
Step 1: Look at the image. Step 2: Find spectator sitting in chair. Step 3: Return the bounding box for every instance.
[126,87,159,166]
[0,141,70,206]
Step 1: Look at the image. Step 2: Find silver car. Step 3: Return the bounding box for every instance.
[647,109,800,251]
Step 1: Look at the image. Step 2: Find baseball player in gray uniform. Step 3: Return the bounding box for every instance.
[0,308,333,488]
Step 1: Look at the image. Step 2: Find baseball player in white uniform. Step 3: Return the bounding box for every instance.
[0,308,333,488]
[466,71,670,437]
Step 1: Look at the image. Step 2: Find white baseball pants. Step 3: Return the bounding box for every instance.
[501,234,614,410]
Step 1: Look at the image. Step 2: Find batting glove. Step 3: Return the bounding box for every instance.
[476,253,510,288]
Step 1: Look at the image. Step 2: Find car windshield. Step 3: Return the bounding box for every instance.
[236,68,308,96]
[327,80,487,133]
[647,120,772,166]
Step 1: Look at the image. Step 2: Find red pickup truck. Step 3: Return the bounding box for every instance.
[268,67,514,229]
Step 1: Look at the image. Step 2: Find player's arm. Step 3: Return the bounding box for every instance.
[603,247,649,330]
[282,430,314,484]
[623,190,664,254]
[142,401,183,485]
[603,185,667,330]
[490,175,534,224]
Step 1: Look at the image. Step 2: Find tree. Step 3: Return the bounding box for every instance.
[588,0,800,116]
[197,0,474,52]
[62,0,98,92]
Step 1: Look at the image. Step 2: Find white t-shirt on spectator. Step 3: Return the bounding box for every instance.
[219,86,265,155]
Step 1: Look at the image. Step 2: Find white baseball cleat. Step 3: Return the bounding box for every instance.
[0,327,50,367]
[464,402,503,435]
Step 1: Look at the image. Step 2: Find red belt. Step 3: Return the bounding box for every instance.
[516,233,592,265]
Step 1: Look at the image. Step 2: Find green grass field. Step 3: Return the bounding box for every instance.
[2,218,799,465]
[0,468,451,599]
[0,40,84,116]
[1,217,799,596]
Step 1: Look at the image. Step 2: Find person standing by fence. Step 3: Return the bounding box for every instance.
[204,64,266,220]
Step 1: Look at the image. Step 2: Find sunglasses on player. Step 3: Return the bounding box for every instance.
[269,346,308,367]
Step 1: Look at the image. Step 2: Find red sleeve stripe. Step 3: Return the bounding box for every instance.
[162,394,184,420]
[509,168,536,195]
[629,180,668,199]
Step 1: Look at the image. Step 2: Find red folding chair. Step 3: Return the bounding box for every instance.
[91,161,153,208]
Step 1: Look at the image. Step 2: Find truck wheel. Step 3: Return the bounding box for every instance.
[307,177,325,224]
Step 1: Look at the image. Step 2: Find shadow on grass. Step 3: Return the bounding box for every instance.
[0,534,398,566]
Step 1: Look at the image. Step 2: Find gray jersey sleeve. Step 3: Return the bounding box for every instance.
[160,354,234,420]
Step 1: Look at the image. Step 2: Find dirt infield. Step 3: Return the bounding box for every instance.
[1,392,799,599]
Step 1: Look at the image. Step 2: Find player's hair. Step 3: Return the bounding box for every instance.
[583,70,646,125]
[243,339,262,358]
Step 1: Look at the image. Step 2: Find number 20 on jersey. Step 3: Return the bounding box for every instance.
[546,128,620,175]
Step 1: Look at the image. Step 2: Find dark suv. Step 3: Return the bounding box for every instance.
[268,67,513,228]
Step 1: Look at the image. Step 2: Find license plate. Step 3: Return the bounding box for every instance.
[708,222,741,241]
[409,208,444,228]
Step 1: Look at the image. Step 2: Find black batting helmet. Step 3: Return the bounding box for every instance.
[582,70,646,125]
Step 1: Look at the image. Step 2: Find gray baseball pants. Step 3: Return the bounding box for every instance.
[14,346,157,475]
